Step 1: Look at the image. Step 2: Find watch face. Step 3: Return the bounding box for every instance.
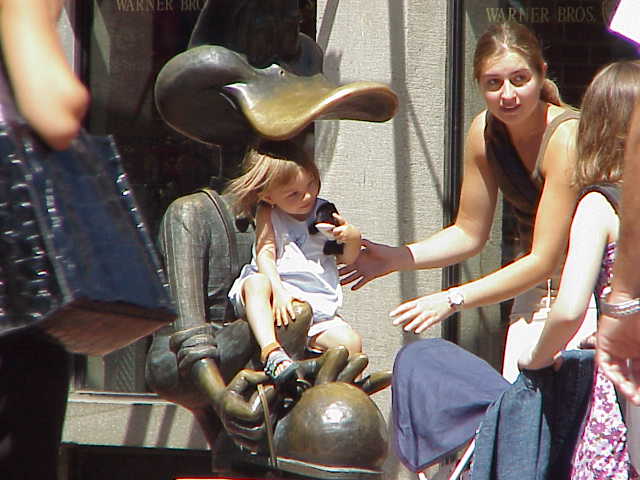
[449,289,464,307]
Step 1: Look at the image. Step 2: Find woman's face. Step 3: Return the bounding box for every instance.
[479,51,545,126]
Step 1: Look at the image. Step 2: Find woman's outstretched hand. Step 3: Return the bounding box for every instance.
[339,239,396,290]
[389,291,454,334]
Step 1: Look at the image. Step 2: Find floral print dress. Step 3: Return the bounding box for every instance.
[570,242,639,480]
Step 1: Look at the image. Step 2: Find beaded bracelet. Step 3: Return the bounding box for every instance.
[600,298,640,318]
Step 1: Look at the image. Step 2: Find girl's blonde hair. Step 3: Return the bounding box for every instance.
[224,140,320,219]
[473,21,566,107]
[574,60,640,190]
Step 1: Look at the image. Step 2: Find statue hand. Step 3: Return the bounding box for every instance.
[296,347,391,395]
[169,325,218,378]
[218,368,278,452]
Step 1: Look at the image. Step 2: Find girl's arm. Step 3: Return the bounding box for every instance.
[332,213,362,265]
[0,0,89,150]
[392,116,579,332]
[340,112,498,289]
[519,193,614,369]
[255,204,294,325]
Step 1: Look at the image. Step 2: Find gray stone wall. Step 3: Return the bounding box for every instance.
[316,2,448,478]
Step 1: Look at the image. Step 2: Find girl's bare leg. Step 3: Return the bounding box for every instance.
[242,273,277,350]
[311,323,362,358]
[242,273,295,380]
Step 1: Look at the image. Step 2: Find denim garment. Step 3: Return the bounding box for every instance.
[392,339,510,472]
[471,350,595,480]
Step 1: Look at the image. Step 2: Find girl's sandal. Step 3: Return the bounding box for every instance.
[262,345,298,385]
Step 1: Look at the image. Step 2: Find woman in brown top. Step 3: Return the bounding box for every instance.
[340,21,593,379]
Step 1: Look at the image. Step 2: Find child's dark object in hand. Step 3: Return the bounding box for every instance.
[308,202,344,256]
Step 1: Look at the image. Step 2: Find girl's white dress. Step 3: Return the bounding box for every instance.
[228,198,344,338]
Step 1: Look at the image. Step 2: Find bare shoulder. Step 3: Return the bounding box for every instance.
[575,191,619,239]
[465,110,489,160]
[255,203,273,227]
[546,105,579,144]
[577,191,616,217]
[540,107,578,174]
[468,110,488,137]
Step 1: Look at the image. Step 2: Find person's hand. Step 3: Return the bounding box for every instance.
[597,300,640,405]
[389,291,454,334]
[339,239,396,290]
[1,0,89,150]
[330,213,361,246]
[578,331,597,350]
[272,288,296,327]
[518,347,562,371]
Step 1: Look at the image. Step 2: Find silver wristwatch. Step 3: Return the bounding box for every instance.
[446,287,465,311]
[600,297,640,319]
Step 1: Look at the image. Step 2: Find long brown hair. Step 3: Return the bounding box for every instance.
[574,60,640,190]
[473,21,565,106]
[224,140,320,219]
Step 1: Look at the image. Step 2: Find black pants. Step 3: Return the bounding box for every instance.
[0,331,70,479]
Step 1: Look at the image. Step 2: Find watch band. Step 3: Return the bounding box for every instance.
[600,297,640,318]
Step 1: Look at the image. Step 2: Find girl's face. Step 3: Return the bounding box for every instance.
[262,168,320,219]
[479,51,546,127]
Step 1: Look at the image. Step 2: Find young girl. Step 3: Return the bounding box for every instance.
[226,140,363,383]
[518,60,640,479]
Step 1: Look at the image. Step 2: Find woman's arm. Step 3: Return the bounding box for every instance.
[392,117,580,332]
[0,0,89,150]
[519,193,613,369]
[407,113,499,267]
[459,117,580,308]
[340,112,498,290]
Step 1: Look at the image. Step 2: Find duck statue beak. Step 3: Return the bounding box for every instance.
[155,45,398,147]
[226,65,398,141]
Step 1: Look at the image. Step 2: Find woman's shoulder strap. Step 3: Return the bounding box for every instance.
[579,184,621,215]
[534,109,580,173]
